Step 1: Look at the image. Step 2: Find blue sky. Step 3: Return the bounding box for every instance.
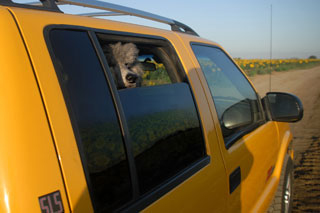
[16,0,320,59]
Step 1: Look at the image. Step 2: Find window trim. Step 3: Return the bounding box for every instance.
[44,25,210,212]
[120,156,210,212]
[44,29,99,211]
[88,31,140,199]
[190,42,266,149]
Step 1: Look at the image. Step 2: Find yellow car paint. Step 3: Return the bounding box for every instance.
[0,3,298,212]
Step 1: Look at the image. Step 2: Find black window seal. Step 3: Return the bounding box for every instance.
[44,26,140,210]
[190,42,266,149]
[43,28,99,210]
[224,120,265,149]
[87,31,140,198]
[44,25,210,211]
[118,156,210,212]
[94,32,209,210]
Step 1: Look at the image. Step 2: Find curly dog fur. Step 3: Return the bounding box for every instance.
[104,42,143,89]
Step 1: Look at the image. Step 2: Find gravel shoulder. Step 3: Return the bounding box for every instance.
[250,66,320,212]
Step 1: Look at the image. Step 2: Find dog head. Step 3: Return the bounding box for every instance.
[105,42,143,89]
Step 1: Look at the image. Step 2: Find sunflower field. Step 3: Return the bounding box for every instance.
[233,58,320,77]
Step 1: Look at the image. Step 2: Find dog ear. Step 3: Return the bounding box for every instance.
[103,44,117,66]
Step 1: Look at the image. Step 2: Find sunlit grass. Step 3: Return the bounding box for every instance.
[233,58,320,77]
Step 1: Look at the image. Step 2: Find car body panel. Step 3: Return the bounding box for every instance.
[251,123,292,212]
[0,7,69,212]
[176,34,288,212]
[0,4,295,212]
[9,7,229,212]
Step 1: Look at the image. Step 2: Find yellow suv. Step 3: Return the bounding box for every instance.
[0,0,303,212]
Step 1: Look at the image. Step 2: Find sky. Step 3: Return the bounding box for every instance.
[16,0,320,59]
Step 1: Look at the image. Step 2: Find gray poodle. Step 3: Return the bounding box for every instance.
[104,42,143,89]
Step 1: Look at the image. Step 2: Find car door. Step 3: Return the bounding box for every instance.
[15,6,230,209]
[187,42,280,212]
[45,28,229,212]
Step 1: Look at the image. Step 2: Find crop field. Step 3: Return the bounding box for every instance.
[234,58,320,76]
[142,58,320,86]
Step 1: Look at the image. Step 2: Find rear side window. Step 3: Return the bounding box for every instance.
[48,28,208,211]
[96,33,207,195]
[191,44,264,147]
[119,83,205,194]
[49,30,132,211]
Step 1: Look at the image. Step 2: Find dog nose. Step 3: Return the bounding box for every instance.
[126,73,138,83]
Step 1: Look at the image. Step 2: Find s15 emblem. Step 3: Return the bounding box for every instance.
[39,190,64,213]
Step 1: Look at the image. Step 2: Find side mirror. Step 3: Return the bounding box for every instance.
[221,99,253,130]
[264,92,303,122]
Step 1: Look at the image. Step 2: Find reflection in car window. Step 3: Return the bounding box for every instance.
[50,30,208,210]
[49,29,132,211]
[192,44,263,144]
[119,83,206,194]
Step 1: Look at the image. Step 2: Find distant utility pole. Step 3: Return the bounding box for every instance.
[269,4,273,92]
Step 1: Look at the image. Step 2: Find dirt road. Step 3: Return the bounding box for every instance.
[250,66,320,212]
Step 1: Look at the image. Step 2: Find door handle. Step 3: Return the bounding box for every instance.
[229,167,241,193]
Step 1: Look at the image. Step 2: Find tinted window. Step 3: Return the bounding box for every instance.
[119,83,205,193]
[49,29,208,211]
[97,33,207,194]
[192,44,263,145]
[49,30,132,211]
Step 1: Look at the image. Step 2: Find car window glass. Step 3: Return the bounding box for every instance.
[97,33,207,194]
[119,83,206,193]
[49,30,208,210]
[191,44,263,144]
[49,29,132,211]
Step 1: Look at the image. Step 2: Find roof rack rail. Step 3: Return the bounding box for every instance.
[79,12,124,17]
[0,0,199,36]
[0,0,61,12]
[61,0,199,36]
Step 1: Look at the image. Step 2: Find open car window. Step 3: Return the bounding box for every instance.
[96,33,184,89]
[48,28,208,212]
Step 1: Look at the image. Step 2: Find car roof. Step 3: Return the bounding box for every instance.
[0,0,199,36]
[1,0,221,49]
